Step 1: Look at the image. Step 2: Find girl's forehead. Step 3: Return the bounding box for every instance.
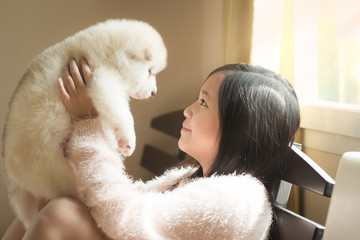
[201,71,225,95]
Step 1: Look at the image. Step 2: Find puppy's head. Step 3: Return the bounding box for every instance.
[110,19,167,99]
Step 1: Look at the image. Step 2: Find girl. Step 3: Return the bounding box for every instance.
[3,59,300,239]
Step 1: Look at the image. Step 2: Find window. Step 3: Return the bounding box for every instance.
[250,0,360,153]
[294,0,360,106]
[293,0,360,146]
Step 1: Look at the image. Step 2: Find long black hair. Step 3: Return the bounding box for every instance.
[193,63,300,196]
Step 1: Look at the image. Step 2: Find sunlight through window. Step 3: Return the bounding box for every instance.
[252,0,360,106]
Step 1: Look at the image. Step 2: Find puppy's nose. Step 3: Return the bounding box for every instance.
[151,90,156,96]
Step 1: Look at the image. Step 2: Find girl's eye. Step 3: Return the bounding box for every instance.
[200,99,207,106]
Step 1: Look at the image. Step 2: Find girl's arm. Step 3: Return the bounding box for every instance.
[66,119,272,240]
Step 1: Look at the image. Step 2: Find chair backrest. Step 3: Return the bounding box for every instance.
[140,110,184,175]
[141,109,336,240]
[273,145,335,240]
[323,151,360,240]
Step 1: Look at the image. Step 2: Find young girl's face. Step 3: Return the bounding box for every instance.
[178,71,224,175]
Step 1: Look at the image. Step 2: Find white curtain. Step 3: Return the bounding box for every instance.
[223,0,300,213]
[250,0,294,84]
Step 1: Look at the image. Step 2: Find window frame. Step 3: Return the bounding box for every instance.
[300,102,360,155]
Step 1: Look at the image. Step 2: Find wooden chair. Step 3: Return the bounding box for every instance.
[141,109,336,240]
[140,110,184,175]
[272,145,335,240]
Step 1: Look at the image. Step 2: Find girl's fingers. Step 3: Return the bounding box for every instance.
[58,59,98,118]
[69,59,86,89]
[57,78,70,104]
[63,65,77,96]
[79,57,92,85]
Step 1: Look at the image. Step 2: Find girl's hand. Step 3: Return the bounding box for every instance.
[57,58,98,119]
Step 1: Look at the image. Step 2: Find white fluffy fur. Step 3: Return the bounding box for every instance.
[67,119,272,240]
[1,19,167,228]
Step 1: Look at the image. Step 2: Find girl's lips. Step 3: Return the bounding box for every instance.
[181,127,191,132]
[181,123,191,132]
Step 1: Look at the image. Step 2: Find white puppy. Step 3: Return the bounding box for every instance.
[1,19,167,228]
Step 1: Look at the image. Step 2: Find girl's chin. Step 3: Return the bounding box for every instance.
[177,138,188,152]
[178,139,184,150]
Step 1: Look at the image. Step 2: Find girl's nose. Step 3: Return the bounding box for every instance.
[183,105,192,119]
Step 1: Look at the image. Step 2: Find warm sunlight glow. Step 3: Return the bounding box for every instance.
[293,0,318,103]
[295,0,360,105]
[250,0,284,72]
[251,0,360,105]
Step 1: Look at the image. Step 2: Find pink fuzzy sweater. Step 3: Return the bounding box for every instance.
[68,119,273,240]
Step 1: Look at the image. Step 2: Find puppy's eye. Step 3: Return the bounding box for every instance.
[148,69,152,75]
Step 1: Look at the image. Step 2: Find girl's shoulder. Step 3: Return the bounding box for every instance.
[137,169,272,239]
[187,173,271,206]
[199,173,267,192]
[165,173,273,239]
[135,166,197,192]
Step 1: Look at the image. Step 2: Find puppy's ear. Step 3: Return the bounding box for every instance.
[143,47,153,61]
[127,47,153,62]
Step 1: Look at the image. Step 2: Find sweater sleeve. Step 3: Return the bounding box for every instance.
[67,119,272,240]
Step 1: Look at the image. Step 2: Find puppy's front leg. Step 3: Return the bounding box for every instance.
[88,67,136,157]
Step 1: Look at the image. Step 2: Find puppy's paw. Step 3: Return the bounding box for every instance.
[115,129,136,157]
[117,139,133,157]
